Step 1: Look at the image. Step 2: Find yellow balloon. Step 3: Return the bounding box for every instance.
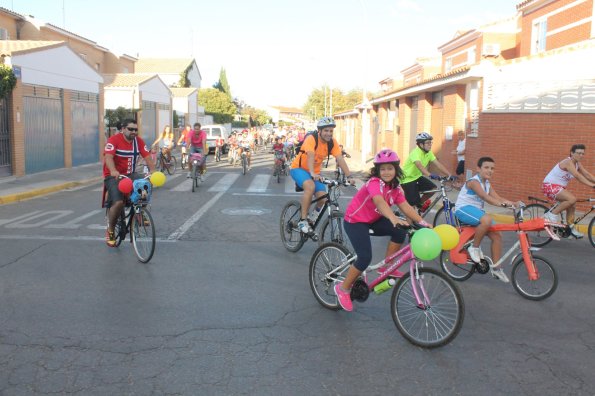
[150,171,166,187]
[433,224,460,250]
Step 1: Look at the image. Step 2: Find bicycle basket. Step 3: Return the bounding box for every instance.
[190,153,203,163]
[130,179,152,204]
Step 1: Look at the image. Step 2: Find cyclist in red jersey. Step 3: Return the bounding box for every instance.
[103,119,156,247]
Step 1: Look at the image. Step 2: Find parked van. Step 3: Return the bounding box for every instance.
[202,124,229,154]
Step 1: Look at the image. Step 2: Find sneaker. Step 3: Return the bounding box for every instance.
[297,219,312,234]
[490,266,510,283]
[334,283,353,311]
[468,246,483,263]
[569,226,584,239]
[105,230,116,247]
[186,172,191,178]
[308,208,321,223]
[544,211,560,223]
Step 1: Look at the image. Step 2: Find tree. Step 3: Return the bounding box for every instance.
[198,88,236,124]
[213,68,232,100]
[104,106,136,128]
[241,106,271,126]
[303,86,363,120]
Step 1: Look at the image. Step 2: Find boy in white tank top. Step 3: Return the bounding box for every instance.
[541,144,595,238]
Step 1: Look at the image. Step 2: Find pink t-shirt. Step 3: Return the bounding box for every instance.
[344,177,406,224]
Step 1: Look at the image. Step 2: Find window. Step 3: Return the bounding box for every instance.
[467,47,476,64]
[445,58,452,72]
[122,66,129,73]
[432,91,443,107]
[95,63,100,71]
[532,19,547,54]
[79,53,87,61]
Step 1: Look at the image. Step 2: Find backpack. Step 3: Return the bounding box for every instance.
[294,131,334,163]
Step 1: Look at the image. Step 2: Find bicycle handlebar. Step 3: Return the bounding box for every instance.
[319,177,354,187]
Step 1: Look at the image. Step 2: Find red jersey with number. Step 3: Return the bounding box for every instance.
[103,133,150,177]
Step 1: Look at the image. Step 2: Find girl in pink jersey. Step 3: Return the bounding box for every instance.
[335,149,429,312]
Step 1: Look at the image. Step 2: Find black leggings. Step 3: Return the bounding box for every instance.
[343,218,406,271]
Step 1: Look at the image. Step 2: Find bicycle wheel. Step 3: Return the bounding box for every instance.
[242,155,247,175]
[108,208,126,247]
[318,211,351,251]
[523,203,552,247]
[191,167,198,192]
[511,254,557,300]
[181,153,187,170]
[588,216,595,248]
[309,242,352,310]
[439,250,474,281]
[280,200,306,252]
[391,267,464,348]
[131,207,155,263]
[168,156,177,175]
[432,206,457,227]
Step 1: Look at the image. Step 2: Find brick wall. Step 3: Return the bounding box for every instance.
[468,112,595,211]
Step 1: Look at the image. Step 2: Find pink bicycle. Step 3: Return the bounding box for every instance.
[309,224,464,348]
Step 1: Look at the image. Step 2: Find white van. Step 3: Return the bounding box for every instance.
[202,124,229,154]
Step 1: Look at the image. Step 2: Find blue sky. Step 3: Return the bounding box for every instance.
[2,0,519,108]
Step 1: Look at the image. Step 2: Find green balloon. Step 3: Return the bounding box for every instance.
[410,228,443,261]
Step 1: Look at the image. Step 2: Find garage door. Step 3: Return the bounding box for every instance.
[71,91,99,166]
[141,101,156,145]
[0,97,11,177]
[23,85,64,174]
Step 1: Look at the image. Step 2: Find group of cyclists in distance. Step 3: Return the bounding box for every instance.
[101,116,594,309]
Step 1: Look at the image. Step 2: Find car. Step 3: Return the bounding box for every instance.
[202,124,229,154]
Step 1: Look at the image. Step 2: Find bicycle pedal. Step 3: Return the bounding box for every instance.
[309,233,319,241]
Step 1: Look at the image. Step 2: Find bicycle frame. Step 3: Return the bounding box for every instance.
[421,179,454,218]
[328,242,430,308]
[529,196,595,226]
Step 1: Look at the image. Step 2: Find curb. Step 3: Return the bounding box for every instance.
[0,177,103,205]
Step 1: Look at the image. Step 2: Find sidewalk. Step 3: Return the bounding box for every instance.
[0,163,103,205]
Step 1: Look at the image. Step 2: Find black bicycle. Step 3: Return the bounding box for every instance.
[280,178,353,252]
[107,176,156,263]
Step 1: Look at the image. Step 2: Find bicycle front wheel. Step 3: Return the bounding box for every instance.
[391,267,464,348]
[511,254,557,300]
[523,204,552,247]
[432,206,457,227]
[242,156,247,175]
[439,250,474,281]
[280,200,306,252]
[168,156,177,175]
[588,216,595,248]
[131,207,156,263]
[318,211,351,251]
[309,242,352,310]
[181,154,187,169]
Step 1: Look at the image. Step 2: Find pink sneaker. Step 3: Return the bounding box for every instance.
[334,283,353,312]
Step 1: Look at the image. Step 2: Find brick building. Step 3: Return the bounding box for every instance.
[334,0,595,209]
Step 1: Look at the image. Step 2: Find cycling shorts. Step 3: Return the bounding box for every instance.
[454,205,494,226]
[541,182,565,201]
[290,168,326,193]
[401,176,436,207]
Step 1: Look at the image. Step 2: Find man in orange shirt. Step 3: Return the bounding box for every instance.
[290,117,354,234]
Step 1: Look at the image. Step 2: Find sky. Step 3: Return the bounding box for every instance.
[1,0,520,108]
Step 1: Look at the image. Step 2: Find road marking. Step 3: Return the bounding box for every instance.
[5,210,73,228]
[167,191,224,240]
[45,209,103,229]
[285,176,296,193]
[208,173,240,192]
[0,211,42,226]
[247,174,270,192]
[0,234,176,242]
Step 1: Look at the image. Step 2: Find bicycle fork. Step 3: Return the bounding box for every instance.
[410,260,431,309]
[519,232,539,281]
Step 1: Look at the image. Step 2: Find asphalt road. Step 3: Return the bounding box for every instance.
[0,151,594,395]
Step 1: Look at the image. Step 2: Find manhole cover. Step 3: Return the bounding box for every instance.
[221,207,272,216]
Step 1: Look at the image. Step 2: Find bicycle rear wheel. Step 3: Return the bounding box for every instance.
[280,200,306,252]
[588,216,595,248]
[131,207,155,263]
[191,167,198,192]
[511,255,557,300]
[391,267,464,348]
[166,156,177,175]
[318,211,351,252]
[523,203,552,247]
[309,242,352,310]
[107,208,126,247]
[439,250,474,281]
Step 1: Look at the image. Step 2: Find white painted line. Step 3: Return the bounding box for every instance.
[233,192,300,197]
[247,174,270,192]
[92,186,103,192]
[6,210,73,228]
[0,234,177,242]
[171,179,193,192]
[208,173,240,192]
[285,175,296,194]
[46,209,104,229]
[0,211,42,226]
[167,191,226,240]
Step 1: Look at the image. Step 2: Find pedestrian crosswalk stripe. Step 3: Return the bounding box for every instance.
[208,173,240,192]
[247,174,270,192]
[285,175,296,193]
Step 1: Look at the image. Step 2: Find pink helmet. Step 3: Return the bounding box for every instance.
[373,149,400,164]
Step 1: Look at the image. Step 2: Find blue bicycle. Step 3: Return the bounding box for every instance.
[419,176,459,227]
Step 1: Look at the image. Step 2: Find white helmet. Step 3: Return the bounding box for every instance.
[317,117,336,129]
[415,132,433,143]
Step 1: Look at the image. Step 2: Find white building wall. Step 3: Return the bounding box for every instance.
[12,45,102,92]
[187,65,201,88]
[140,77,171,104]
[104,88,138,109]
